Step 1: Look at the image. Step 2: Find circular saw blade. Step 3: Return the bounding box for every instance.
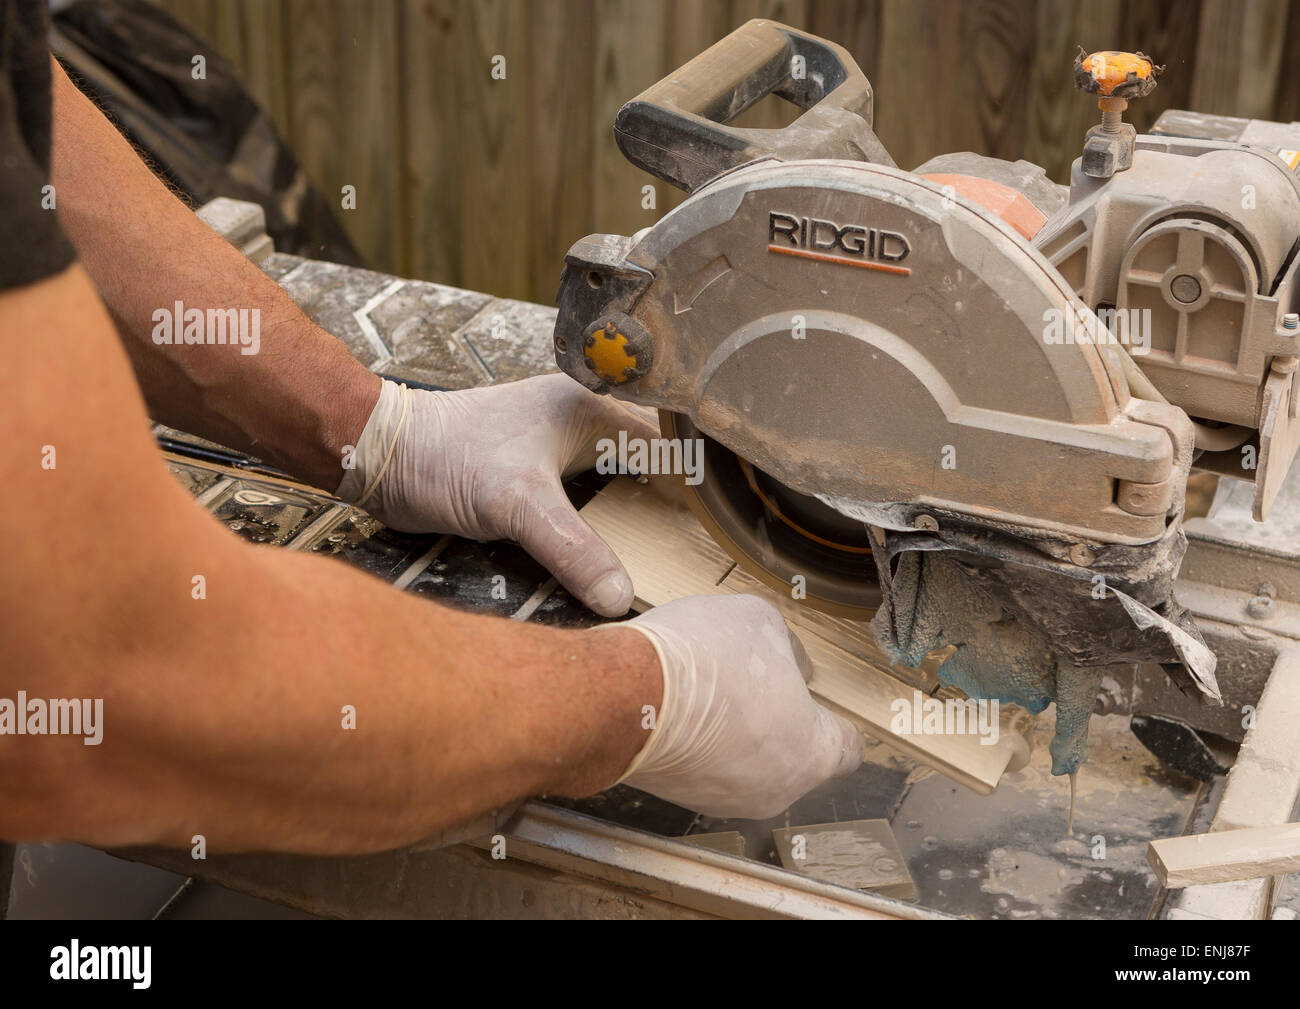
[661,410,881,619]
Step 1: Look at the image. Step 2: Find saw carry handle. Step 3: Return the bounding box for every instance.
[614,19,893,192]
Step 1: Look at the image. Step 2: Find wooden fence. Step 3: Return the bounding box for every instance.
[159,0,1300,303]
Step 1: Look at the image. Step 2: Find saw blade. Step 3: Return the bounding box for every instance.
[660,409,881,619]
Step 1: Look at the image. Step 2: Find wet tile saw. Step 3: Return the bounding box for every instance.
[552,20,1300,776]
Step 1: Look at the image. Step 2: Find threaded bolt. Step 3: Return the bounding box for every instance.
[1100,105,1124,133]
[1283,312,1299,331]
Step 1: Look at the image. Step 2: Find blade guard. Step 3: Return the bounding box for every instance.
[556,159,1193,546]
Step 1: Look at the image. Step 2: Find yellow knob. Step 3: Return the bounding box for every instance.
[1074,49,1161,100]
[584,322,638,384]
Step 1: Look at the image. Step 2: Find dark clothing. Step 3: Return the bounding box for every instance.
[0,0,75,291]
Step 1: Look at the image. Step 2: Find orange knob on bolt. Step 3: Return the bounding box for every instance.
[1074,50,1160,100]
[1073,48,1163,177]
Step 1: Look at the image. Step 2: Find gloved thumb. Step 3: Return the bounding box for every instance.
[816,706,867,779]
[514,477,636,617]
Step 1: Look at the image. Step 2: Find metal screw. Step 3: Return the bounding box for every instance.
[912,514,939,532]
[1283,312,1299,331]
[1069,543,1096,566]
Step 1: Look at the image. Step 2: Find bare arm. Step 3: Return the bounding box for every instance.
[48,58,378,491]
[47,58,655,617]
[17,58,858,845]
[0,264,659,853]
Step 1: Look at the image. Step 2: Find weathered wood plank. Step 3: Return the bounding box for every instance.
[1273,0,1300,124]
[453,0,531,300]
[399,0,462,285]
[524,0,597,305]
[229,0,291,134]
[1191,0,1288,120]
[806,0,883,79]
[1024,0,1123,183]
[282,1,404,271]
[875,0,1037,170]
[1117,0,1204,136]
[591,0,668,242]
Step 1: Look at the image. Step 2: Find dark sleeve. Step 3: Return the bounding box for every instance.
[0,0,76,291]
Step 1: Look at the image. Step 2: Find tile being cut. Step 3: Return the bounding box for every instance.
[578,476,1035,794]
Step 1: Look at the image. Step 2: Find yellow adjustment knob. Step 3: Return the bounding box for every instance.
[1074,49,1161,100]
[584,321,638,384]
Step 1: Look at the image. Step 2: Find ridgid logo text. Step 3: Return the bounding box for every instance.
[151,300,261,355]
[767,211,911,275]
[50,941,151,989]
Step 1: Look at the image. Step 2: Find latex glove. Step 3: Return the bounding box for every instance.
[605,594,865,818]
[336,373,659,616]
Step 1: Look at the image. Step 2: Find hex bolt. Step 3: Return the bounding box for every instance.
[1246,595,1275,620]
[1093,679,1124,716]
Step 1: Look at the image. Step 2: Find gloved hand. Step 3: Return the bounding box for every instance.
[603,594,865,818]
[336,373,659,616]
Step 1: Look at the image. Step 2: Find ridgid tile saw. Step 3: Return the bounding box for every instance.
[552,20,1300,776]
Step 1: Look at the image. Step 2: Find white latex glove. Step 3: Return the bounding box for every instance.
[336,373,659,616]
[605,594,865,818]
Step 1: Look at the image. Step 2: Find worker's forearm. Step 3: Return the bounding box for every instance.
[47,59,377,490]
[7,517,659,854]
[0,264,659,855]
